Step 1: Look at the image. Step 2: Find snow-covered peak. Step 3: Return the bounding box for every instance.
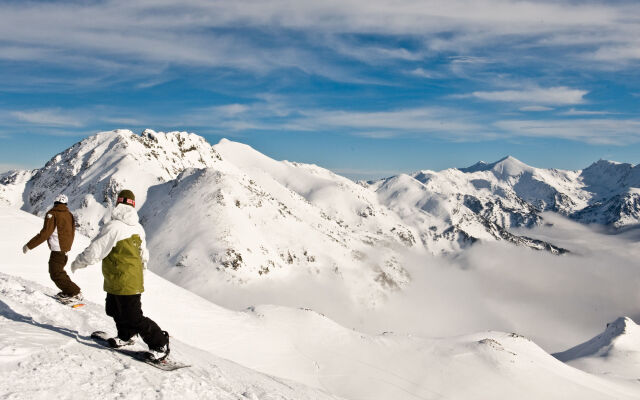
[213,136,386,226]
[24,129,223,237]
[490,155,535,178]
[581,159,635,193]
[555,317,638,361]
[0,169,34,207]
[458,160,490,173]
[554,317,640,381]
[459,156,534,178]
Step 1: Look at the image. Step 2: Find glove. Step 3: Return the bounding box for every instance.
[70,260,86,274]
[22,245,29,254]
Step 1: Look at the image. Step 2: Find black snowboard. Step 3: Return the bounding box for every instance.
[90,331,189,371]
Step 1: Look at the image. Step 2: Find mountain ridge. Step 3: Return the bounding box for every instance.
[1,129,638,306]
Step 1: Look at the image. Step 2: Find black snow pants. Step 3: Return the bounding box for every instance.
[105,293,168,351]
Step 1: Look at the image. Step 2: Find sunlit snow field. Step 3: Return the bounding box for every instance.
[201,211,640,353]
[3,206,640,400]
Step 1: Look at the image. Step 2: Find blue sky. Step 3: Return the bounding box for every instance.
[0,0,639,180]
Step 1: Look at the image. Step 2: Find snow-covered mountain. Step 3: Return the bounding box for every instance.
[3,207,640,400]
[0,169,34,208]
[141,138,421,306]
[555,317,640,381]
[1,129,638,306]
[366,155,639,253]
[4,130,423,305]
[21,129,223,237]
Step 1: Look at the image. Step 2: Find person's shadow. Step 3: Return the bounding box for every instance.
[0,299,104,350]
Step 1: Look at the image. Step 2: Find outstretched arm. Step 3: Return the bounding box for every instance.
[25,213,56,250]
[71,224,117,271]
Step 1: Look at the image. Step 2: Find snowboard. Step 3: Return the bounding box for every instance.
[90,331,189,371]
[47,294,85,308]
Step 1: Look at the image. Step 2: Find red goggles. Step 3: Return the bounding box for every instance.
[117,197,135,207]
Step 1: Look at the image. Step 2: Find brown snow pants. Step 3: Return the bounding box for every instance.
[48,251,80,296]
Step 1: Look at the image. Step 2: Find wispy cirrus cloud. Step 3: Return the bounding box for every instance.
[467,86,588,105]
[5,96,638,147]
[558,108,617,116]
[0,0,638,82]
[3,107,156,134]
[406,68,439,79]
[519,106,554,112]
[495,118,640,145]
[10,109,85,128]
[295,107,485,138]
[180,97,640,146]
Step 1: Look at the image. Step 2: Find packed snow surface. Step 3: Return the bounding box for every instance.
[3,207,640,399]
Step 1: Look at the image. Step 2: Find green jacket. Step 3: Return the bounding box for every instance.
[73,204,149,295]
[102,234,145,295]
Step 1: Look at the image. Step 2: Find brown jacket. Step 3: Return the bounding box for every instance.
[27,204,75,253]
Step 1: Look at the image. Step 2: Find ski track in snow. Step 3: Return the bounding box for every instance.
[0,274,339,400]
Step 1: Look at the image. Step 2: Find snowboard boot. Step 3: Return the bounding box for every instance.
[54,291,84,304]
[107,336,135,348]
[147,331,170,362]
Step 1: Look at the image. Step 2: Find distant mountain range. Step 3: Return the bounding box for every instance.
[366,154,639,254]
[1,129,638,304]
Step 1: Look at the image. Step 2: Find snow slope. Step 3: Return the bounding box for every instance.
[4,207,640,400]
[0,273,339,400]
[0,169,34,208]
[141,139,419,307]
[555,317,640,382]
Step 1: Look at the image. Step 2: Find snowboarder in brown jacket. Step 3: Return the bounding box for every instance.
[23,194,82,301]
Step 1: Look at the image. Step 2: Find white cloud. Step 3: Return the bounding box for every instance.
[520,106,554,112]
[469,86,588,105]
[406,68,438,78]
[212,104,250,116]
[591,45,640,63]
[495,118,640,145]
[177,99,493,140]
[10,109,85,127]
[296,107,487,138]
[0,163,30,173]
[559,108,616,116]
[101,117,146,126]
[0,0,637,80]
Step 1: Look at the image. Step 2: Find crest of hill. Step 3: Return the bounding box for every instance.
[22,129,222,237]
[554,317,640,381]
[4,130,639,264]
[459,155,536,177]
[141,139,420,306]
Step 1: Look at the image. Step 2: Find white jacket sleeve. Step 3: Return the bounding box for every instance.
[140,229,149,269]
[73,223,119,268]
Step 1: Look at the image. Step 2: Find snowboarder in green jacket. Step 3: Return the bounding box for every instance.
[71,189,170,360]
